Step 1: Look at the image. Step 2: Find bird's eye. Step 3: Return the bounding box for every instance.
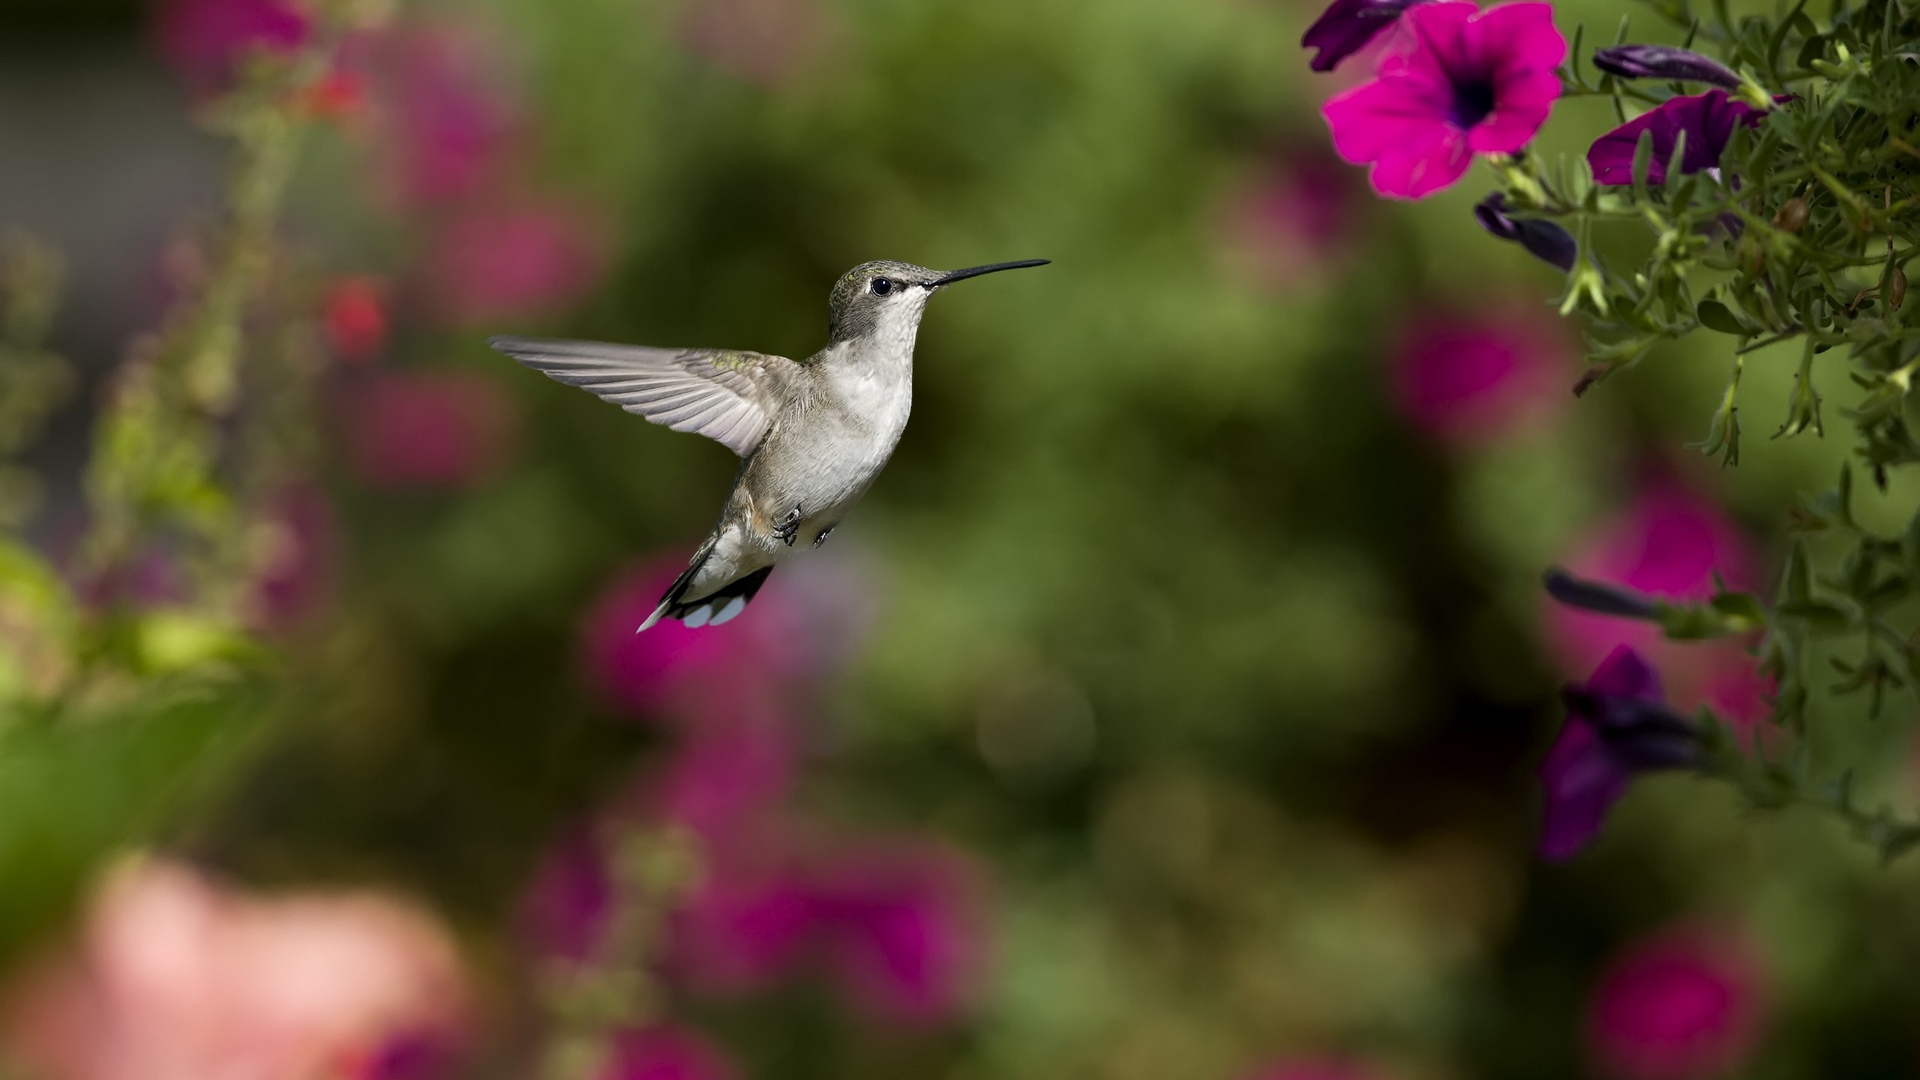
[870,277,893,296]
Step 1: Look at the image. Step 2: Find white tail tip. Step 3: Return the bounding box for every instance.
[636,601,670,633]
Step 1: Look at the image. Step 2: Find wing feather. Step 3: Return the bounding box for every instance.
[487,336,798,456]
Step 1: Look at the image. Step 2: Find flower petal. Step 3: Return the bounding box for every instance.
[1377,1,1477,86]
[1322,76,1451,164]
[1587,644,1665,702]
[1367,129,1471,198]
[1467,68,1560,151]
[1466,1,1567,73]
[1538,720,1634,860]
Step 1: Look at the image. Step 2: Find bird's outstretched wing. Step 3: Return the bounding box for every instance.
[488,336,799,457]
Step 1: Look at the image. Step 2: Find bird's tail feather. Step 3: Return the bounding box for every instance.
[637,540,774,632]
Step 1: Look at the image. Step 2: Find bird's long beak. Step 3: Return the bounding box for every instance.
[927,259,1051,288]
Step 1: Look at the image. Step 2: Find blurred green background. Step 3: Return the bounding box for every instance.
[3,0,1920,1078]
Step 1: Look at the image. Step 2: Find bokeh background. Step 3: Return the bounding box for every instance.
[2,0,1920,1078]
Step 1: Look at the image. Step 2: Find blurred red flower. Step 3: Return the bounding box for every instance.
[600,1025,739,1080]
[153,0,311,94]
[341,370,517,489]
[0,858,468,1080]
[1390,305,1570,444]
[1545,480,1770,729]
[322,276,391,365]
[421,198,608,326]
[1587,926,1767,1079]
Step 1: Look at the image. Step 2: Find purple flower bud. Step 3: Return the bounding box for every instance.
[1543,567,1663,620]
[1302,0,1425,73]
[1539,647,1707,860]
[1592,45,1742,89]
[1474,194,1577,272]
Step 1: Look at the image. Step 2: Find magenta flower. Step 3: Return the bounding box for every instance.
[1588,91,1764,186]
[1539,646,1705,860]
[152,0,311,94]
[812,840,985,1027]
[646,714,802,841]
[364,25,518,208]
[1322,2,1565,198]
[1586,928,1767,1079]
[518,826,617,963]
[1390,306,1570,443]
[421,198,608,325]
[600,1026,740,1080]
[341,370,517,489]
[579,557,811,719]
[1473,192,1577,271]
[1302,0,1427,73]
[666,850,819,995]
[1544,480,1768,727]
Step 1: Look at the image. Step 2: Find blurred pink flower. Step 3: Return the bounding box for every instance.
[153,0,311,94]
[247,481,337,629]
[680,0,835,87]
[421,198,608,326]
[322,277,390,366]
[1217,153,1360,291]
[1587,927,1767,1080]
[666,844,819,996]
[600,1025,739,1080]
[341,370,517,489]
[811,839,985,1027]
[579,556,812,719]
[1390,306,1570,443]
[1545,480,1769,727]
[647,710,803,840]
[0,858,468,1080]
[363,25,519,208]
[519,826,617,964]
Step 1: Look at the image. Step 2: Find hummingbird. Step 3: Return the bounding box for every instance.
[488,258,1048,631]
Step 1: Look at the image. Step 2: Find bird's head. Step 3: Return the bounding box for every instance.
[826,259,1048,346]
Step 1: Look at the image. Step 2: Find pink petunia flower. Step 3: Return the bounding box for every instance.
[1544,480,1770,730]
[1587,926,1767,1079]
[811,839,986,1027]
[340,370,518,489]
[420,198,608,325]
[1322,2,1565,199]
[665,844,820,996]
[1389,304,1570,443]
[152,0,311,95]
[0,857,469,1080]
[1588,91,1764,187]
[600,1025,740,1080]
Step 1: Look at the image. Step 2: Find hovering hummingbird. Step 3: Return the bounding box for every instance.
[489,258,1049,631]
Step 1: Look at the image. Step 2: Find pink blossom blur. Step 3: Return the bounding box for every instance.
[1390,306,1570,443]
[1322,2,1565,198]
[1217,153,1359,291]
[1545,481,1770,728]
[578,557,810,719]
[810,839,985,1027]
[421,199,608,326]
[362,25,519,209]
[600,1025,739,1080]
[1587,927,1767,1080]
[247,481,337,629]
[341,370,517,489]
[680,0,836,88]
[0,857,468,1080]
[153,0,311,94]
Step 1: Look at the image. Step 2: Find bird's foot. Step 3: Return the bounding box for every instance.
[773,506,802,547]
[813,525,836,549]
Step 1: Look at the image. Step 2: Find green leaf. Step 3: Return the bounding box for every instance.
[1698,299,1754,334]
